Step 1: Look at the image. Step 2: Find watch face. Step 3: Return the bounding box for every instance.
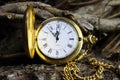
[37,18,79,59]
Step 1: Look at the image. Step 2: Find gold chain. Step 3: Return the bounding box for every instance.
[74,65,104,80]
[62,34,119,80]
[89,58,114,70]
[63,61,80,80]
[63,57,104,80]
[62,53,118,80]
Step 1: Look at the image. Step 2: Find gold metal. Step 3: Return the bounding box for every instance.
[62,53,119,80]
[7,14,12,19]
[117,65,120,74]
[25,5,35,58]
[25,5,83,64]
[24,5,120,80]
[83,35,98,44]
[35,17,83,64]
[89,58,114,69]
[63,57,104,80]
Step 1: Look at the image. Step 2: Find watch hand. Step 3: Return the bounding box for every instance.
[55,24,61,42]
[55,31,59,42]
[56,24,61,34]
[47,27,55,37]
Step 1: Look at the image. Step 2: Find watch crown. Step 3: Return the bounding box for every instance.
[84,35,98,44]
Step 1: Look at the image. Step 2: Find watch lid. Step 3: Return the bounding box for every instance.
[25,5,35,58]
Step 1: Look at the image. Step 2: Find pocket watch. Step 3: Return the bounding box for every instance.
[25,5,83,64]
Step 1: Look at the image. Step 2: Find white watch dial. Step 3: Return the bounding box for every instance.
[37,20,78,59]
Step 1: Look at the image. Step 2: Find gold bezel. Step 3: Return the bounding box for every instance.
[35,17,83,64]
[25,5,35,59]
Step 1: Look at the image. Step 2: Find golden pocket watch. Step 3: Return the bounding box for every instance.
[24,5,88,65]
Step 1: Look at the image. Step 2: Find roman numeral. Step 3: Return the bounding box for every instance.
[63,26,66,30]
[50,26,53,30]
[67,31,72,34]
[42,38,47,41]
[69,38,74,40]
[56,50,59,55]
[43,31,48,34]
[67,44,72,48]
[43,43,47,48]
[48,48,52,53]
[63,49,66,53]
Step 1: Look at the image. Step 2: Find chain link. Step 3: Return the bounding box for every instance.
[89,58,115,70]
[62,34,119,80]
[63,58,104,80]
[62,53,118,80]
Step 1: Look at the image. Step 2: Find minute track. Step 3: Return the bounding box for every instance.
[37,19,79,59]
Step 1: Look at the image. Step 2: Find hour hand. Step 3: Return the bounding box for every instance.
[55,31,59,42]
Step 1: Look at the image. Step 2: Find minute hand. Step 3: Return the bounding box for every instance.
[47,27,55,37]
